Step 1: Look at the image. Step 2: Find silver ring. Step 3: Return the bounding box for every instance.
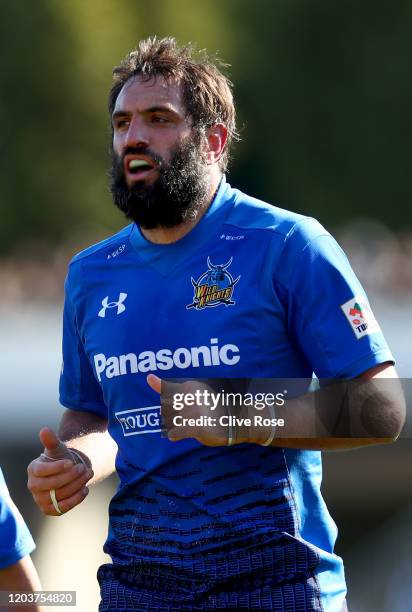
[261,403,276,446]
[50,489,62,514]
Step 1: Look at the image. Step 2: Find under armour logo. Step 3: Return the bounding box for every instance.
[98,293,128,318]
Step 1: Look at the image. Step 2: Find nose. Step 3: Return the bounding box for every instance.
[124,115,149,150]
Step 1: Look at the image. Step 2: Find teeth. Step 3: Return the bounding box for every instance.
[129,159,151,170]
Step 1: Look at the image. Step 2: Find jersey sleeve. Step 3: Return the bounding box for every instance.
[59,274,108,417]
[275,219,394,378]
[0,469,35,568]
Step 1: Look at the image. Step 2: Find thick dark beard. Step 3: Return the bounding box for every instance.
[108,136,210,229]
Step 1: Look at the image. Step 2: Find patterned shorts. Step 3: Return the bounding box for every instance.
[97,563,329,611]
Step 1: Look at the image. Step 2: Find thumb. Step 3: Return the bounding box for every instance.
[147,374,162,395]
[39,427,70,460]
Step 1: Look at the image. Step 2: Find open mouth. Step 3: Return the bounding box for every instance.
[125,157,156,179]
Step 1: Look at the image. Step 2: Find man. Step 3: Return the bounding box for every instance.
[0,467,42,612]
[27,37,404,611]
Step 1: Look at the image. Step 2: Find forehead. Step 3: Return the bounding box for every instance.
[114,75,185,114]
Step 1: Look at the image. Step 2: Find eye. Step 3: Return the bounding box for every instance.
[114,118,130,130]
[151,115,170,124]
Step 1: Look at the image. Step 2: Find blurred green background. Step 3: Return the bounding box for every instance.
[1,0,412,256]
[1,2,411,611]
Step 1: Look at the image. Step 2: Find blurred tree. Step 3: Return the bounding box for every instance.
[227,0,412,230]
[0,0,411,255]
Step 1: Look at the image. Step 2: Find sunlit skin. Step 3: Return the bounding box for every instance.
[147,362,400,448]
[0,555,44,612]
[111,75,228,244]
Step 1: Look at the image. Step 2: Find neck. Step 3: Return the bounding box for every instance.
[140,169,222,245]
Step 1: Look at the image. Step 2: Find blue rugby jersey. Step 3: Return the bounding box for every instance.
[60,177,393,611]
[0,468,35,568]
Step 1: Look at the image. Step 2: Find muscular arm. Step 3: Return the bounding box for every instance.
[0,555,43,612]
[57,409,117,485]
[148,363,406,451]
[233,363,405,450]
[248,363,406,451]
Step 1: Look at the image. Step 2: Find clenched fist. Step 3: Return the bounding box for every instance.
[27,427,94,516]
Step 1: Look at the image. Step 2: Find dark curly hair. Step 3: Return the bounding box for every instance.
[109,36,238,171]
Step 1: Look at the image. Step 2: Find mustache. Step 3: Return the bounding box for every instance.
[109,135,209,229]
[118,146,165,170]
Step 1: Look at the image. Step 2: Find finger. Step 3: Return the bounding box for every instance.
[39,427,63,452]
[44,486,90,516]
[29,463,86,493]
[167,428,223,446]
[39,427,69,461]
[167,428,185,442]
[52,469,94,501]
[147,374,162,394]
[35,482,87,510]
[28,458,73,478]
[55,486,90,514]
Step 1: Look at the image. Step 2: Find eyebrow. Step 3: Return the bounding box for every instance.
[112,106,181,122]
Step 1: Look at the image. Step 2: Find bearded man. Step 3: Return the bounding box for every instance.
[27,37,403,611]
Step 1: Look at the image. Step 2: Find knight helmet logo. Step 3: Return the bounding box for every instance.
[187,257,240,310]
[98,292,128,318]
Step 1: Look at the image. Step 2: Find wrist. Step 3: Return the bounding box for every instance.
[260,422,276,446]
[232,405,274,445]
[67,447,92,468]
[233,404,252,444]
[256,401,277,446]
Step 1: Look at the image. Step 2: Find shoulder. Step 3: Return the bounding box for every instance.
[64,224,133,294]
[68,224,133,268]
[225,185,329,246]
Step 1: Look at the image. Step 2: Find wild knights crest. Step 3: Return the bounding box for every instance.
[187,257,240,310]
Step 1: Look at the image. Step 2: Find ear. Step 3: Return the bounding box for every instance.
[204,124,228,165]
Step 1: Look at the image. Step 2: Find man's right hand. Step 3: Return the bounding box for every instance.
[27,427,94,516]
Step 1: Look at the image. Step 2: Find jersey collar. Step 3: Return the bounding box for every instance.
[128,176,235,276]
